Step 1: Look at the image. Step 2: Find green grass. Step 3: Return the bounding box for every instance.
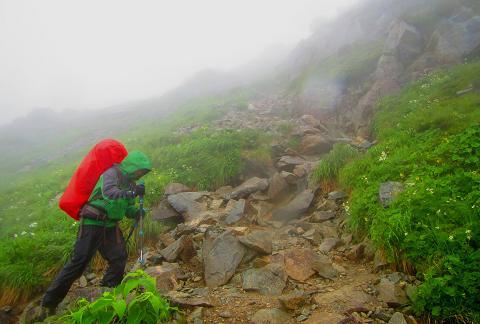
[311,143,360,184]
[338,61,480,320]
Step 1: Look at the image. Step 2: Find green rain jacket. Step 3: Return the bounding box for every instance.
[82,151,152,227]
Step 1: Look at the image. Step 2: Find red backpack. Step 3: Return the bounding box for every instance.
[59,139,128,220]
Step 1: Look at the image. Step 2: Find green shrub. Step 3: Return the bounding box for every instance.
[54,270,177,323]
[339,61,480,320]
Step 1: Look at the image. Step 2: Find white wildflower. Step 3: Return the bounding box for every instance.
[449,235,454,241]
[21,231,27,235]
[14,234,18,238]
[379,151,387,162]
[29,222,38,228]
[466,229,471,234]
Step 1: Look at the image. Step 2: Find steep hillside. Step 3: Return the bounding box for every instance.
[0,0,480,323]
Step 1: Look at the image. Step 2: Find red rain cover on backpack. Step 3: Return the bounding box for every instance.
[59,139,128,220]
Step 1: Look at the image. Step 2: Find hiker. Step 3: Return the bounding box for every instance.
[41,150,152,313]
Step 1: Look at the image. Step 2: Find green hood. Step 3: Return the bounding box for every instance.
[119,151,152,176]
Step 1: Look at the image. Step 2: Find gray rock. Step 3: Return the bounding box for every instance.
[278,291,308,310]
[203,230,245,287]
[277,155,306,172]
[167,192,207,222]
[151,199,181,221]
[384,20,423,65]
[188,307,204,324]
[280,171,298,184]
[228,177,269,199]
[145,263,180,293]
[328,191,347,201]
[164,182,191,195]
[310,210,336,222]
[267,172,289,201]
[160,235,196,262]
[79,275,88,288]
[432,7,480,61]
[242,263,287,295]
[379,182,404,207]
[388,312,407,324]
[377,278,409,306]
[251,308,294,324]
[319,238,342,253]
[312,254,338,279]
[272,189,314,222]
[302,228,322,245]
[239,230,272,254]
[225,199,246,225]
[299,135,333,155]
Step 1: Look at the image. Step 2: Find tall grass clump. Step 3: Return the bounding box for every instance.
[339,61,480,321]
[311,143,359,188]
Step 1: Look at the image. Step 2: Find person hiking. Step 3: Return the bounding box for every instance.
[40,150,152,314]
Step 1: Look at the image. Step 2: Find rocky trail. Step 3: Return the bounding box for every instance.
[18,113,414,324]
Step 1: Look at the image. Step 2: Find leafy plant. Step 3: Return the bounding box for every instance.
[54,270,177,324]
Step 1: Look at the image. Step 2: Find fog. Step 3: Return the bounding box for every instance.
[0,0,360,125]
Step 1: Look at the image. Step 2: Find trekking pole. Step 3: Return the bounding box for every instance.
[138,195,145,266]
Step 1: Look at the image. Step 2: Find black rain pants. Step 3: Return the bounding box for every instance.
[42,224,127,308]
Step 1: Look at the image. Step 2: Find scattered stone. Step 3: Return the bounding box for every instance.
[272,189,314,222]
[209,199,224,210]
[268,172,289,201]
[283,248,316,281]
[251,191,270,201]
[225,199,246,225]
[305,311,344,324]
[215,186,234,197]
[241,247,259,265]
[251,308,294,324]
[203,230,245,287]
[228,177,269,199]
[310,211,336,222]
[319,238,342,253]
[277,155,306,172]
[85,273,96,281]
[300,114,322,128]
[279,291,308,310]
[328,191,347,201]
[312,254,338,279]
[239,230,272,254]
[79,275,88,288]
[302,228,322,245]
[316,199,338,211]
[160,235,196,262]
[314,285,373,313]
[188,307,204,324]
[164,182,191,195]
[389,312,408,324]
[379,182,405,208]
[158,232,176,247]
[219,310,232,318]
[293,165,307,177]
[405,284,417,301]
[242,263,287,295]
[346,243,365,261]
[145,263,180,293]
[166,291,214,307]
[376,278,409,306]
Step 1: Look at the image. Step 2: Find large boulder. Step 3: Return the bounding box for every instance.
[203,230,246,287]
[267,172,289,201]
[242,263,287,295]
[160,235,196,262]
[376,277,409,307]
[227,177,269,200]
[224,199,246,225]
[167,192,208,222]
[238,230,272,254]
[151,199,181,221]
[299,135,333,155]
[272,189,314,222]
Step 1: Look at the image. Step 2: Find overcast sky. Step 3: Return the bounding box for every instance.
[0,0,359,125]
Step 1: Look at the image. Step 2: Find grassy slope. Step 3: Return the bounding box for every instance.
[0,87,270,306]
[314,61,480,320]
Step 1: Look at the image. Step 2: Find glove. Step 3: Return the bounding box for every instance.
[134,184,145,197]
